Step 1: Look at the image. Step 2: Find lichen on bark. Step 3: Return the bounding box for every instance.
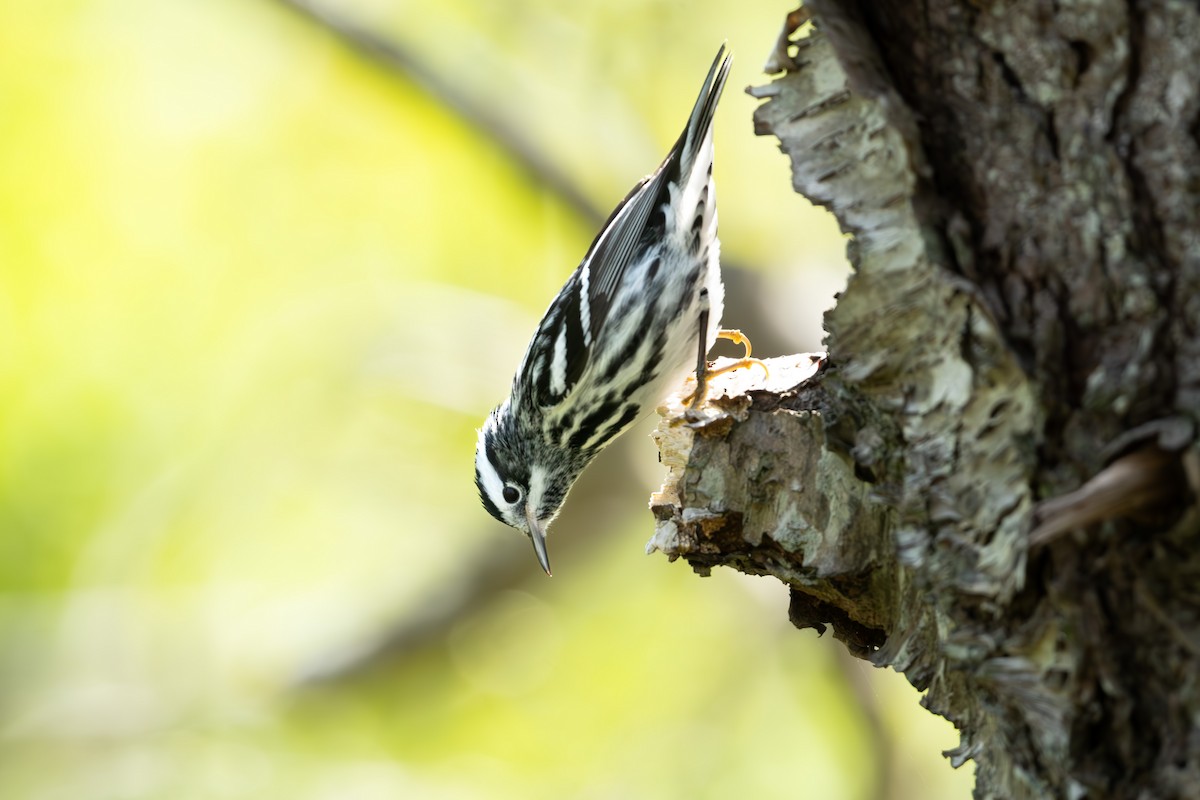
[651,6,1200,798]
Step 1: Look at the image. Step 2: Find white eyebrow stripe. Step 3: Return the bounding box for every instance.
[475,423,507,507]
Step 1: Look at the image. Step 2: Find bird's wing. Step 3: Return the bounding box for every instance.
[581,46,730,343]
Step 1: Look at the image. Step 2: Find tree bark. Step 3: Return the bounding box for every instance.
[651,4,1200,798]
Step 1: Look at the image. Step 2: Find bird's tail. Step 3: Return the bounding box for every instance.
[677,44,732,181]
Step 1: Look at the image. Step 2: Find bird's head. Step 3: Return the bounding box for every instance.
[475,405,577,575]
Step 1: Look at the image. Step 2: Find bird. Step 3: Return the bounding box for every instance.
[475,45,761,575]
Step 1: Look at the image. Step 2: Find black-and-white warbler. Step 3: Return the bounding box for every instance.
[475,46,760,575]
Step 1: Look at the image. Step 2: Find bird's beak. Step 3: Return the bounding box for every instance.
[526,506,552,576]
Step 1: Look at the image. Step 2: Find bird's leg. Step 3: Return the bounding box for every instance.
[686,297,713,413]
[685,294,769,413]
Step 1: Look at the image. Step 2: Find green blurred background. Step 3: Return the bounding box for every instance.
[0,0,973,797]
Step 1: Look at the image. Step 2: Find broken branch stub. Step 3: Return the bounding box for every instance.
[649,354,898,657]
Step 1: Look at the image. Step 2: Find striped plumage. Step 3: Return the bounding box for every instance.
[475,46,732,574]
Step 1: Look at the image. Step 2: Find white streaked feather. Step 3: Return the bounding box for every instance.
[527,465,548,521]
[550,325,568,396]
[579,266,593,347]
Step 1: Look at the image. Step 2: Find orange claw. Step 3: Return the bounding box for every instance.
[685,328,769,413]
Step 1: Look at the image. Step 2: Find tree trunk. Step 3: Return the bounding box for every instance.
[650,4,1200,798]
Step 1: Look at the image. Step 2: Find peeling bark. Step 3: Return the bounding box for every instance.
[652,4,1200,798]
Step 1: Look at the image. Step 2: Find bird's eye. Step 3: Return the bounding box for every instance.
[502,485,521,505]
